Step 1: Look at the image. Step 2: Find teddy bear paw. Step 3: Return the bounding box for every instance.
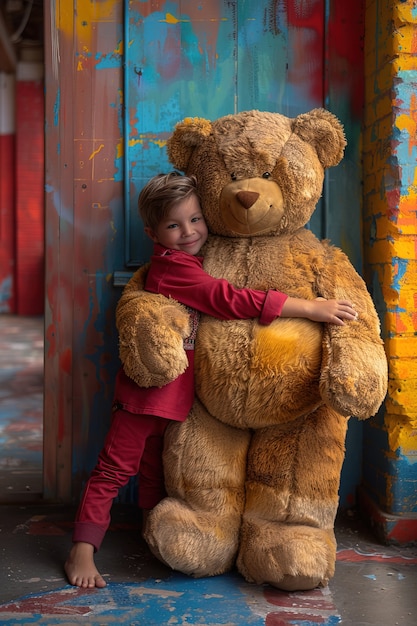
[144,498,240,577]
[236,517,336,591]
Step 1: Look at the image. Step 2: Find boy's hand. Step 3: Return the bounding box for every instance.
[309,298,358,325]
[281,296,358,325]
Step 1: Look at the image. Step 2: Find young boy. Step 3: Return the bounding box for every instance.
[65,172,358,589]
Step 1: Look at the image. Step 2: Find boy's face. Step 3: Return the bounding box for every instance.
[145,194,208,255]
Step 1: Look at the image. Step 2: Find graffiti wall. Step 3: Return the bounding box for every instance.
[361,0,417,537]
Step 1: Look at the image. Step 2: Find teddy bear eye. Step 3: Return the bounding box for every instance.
[262,172,271,179]
[230,172,237,181]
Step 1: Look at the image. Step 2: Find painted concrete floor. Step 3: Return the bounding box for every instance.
[0,315,43,500]
[0,505,416,626]
[0,315,417,625]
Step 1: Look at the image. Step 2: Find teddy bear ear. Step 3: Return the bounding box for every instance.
[291,108,347,169]
[167,117,213,171]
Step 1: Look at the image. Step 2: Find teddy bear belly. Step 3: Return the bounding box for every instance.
[195,317,323,429]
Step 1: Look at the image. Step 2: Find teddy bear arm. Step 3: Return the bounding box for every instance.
[116,266,191,387]
[317,255,388,419]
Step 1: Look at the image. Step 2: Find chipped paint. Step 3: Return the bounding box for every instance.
[0,574,342,625]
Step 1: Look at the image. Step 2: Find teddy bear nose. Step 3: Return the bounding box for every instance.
[236,190,259,210]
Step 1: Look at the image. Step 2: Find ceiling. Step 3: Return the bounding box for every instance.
[0,0,43,72]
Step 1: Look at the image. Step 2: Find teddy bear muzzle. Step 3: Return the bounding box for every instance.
[219,178,284,235]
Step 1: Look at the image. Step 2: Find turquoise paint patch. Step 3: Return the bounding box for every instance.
[391,257,408,293]
[392,72,417,192]
[113,155,123,182]
[53,88,60,126]
[0,573,341,625]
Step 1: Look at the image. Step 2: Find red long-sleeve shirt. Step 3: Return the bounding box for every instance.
[114,244,288,422]
[145,244,288,323]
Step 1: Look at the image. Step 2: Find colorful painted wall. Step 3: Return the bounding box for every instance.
[43,0,416,537]
[43,0,364,502]
[361,0,417,541]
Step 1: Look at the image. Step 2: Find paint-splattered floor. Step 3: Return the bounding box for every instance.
[0,315,417,625]
[0,315,43,500]
[0,505,416,626]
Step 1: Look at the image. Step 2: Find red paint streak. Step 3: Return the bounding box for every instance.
[59,347,72,374]
[386,189,401,209]
[265,587,334,610]
[395,312,408,333]
[266,613,327,625]
[327,0,364,118]
[287,0,364,116]
[337,548,417,564]
[387,518,417,544]
[386,188,400,214]
[287,0,324,105]
[0,590,91,615]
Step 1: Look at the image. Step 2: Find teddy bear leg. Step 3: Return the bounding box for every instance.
[236,406,348,590]
[144,404,251,578]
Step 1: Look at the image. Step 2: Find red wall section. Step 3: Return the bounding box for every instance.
[15,79,44,315]
[0,133,15,313]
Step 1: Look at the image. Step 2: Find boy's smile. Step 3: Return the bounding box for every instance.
[145,194,208,256]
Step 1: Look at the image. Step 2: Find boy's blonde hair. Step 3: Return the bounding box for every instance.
[138,172,199,232]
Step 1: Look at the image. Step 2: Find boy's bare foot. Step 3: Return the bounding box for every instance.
[64,541,107,588]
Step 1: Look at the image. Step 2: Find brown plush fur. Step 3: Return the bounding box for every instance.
[116,109,388,590]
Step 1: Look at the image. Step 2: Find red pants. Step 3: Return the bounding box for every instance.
[72,408,169,551]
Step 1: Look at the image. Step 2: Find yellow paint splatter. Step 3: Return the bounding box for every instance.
[56,0,120,39]
[89,144,105,160]
[164,13,181,24]
[128,138,167,149]
[386,415,417,456]
[116,140,124,159]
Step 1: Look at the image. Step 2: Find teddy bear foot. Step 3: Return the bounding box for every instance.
[144,497,240,577]
[236,517,336,591]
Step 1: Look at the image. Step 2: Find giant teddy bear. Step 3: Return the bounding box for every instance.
[116,109,388,591]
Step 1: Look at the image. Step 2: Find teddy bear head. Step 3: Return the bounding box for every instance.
[167,109,346,237]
